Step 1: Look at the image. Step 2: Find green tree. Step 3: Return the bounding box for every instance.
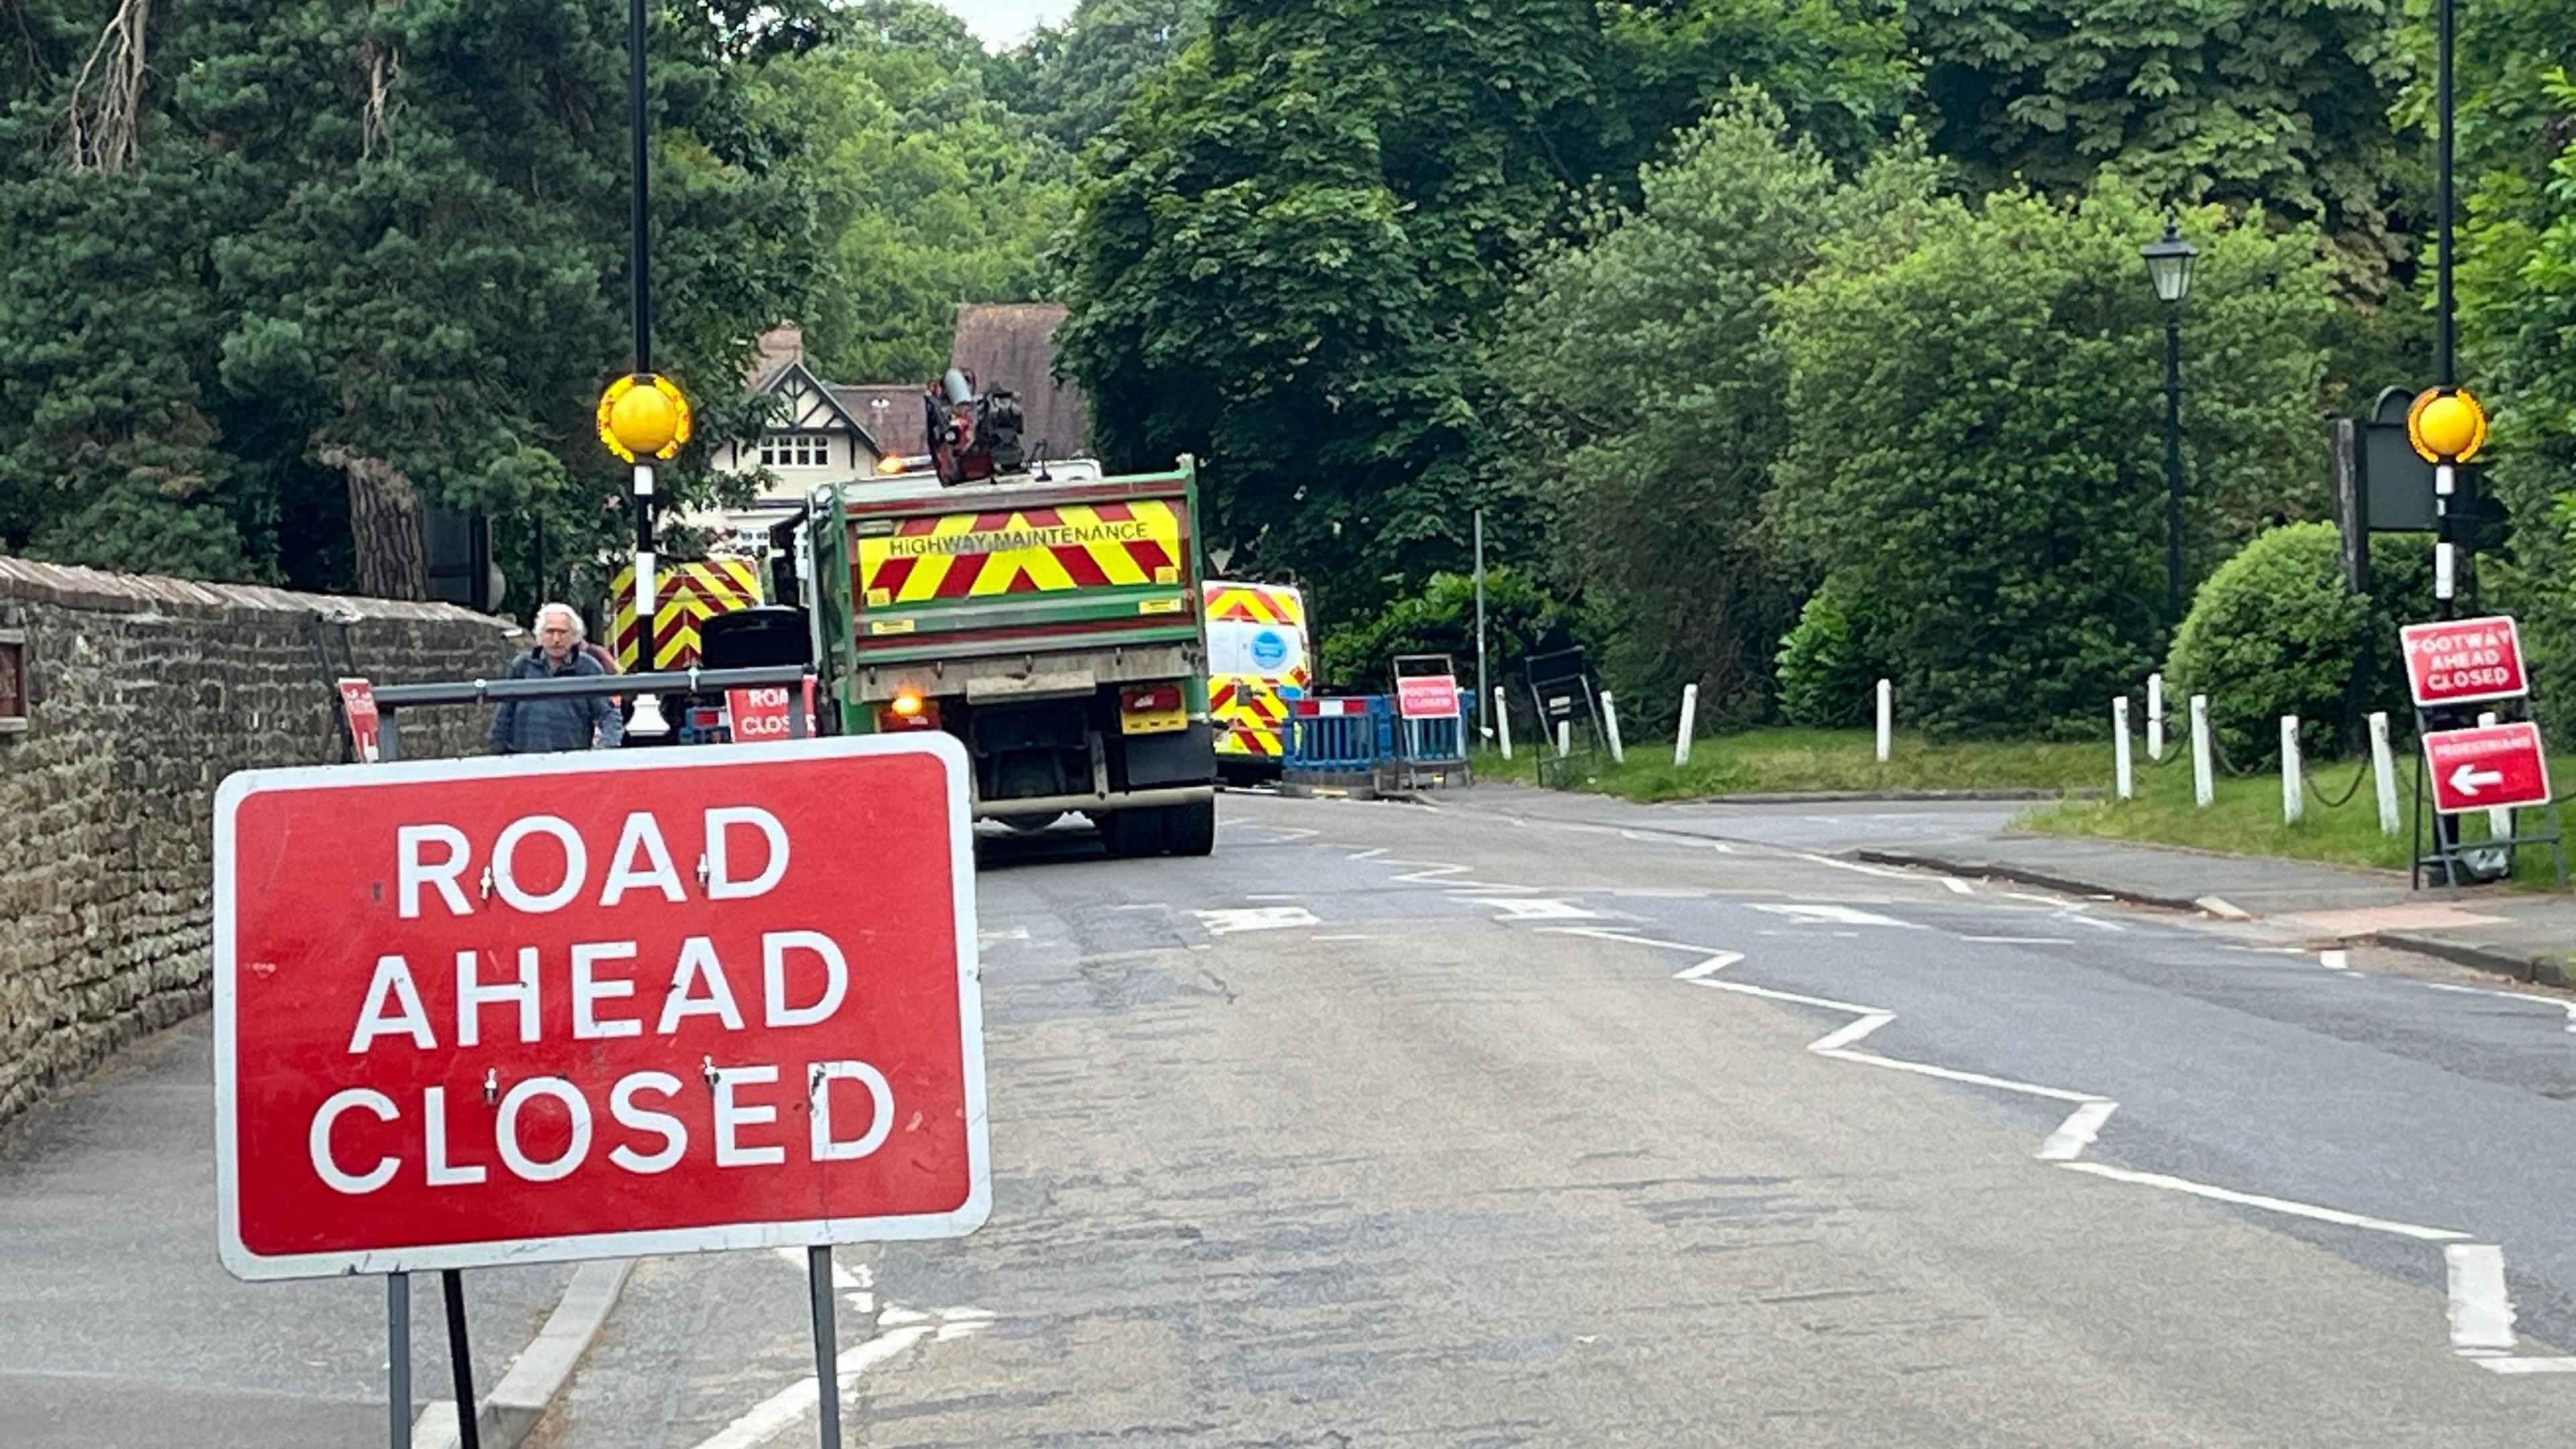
[996,0,1212,152]
[1502,93,1939,724]
[0,0,824,598]
[2456,17,2576,733]
[1907,0,2418,281]
[1057,0,1913,623]
[1770,186,2336,736]
[767,7,1079,384]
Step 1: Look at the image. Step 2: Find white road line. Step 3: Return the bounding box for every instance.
[1819,1048,2107,1104]
[2058,1162,2468,1242]
[1672,953,1743,981]
[2448,1244,2520,1352]
[1941,877,1976,896]
[1544,926,1736,956]
[2061,913,2125,932]
[1246,893,1303,902]
[1794,851,1920,881]
[1749,902,1919,928]
[1344,847,1388,860]
[2320,949,2351,971]
[2419,981,2576,1032]
[1808,1013,1895,1054]
[2195,896,2252,920]
[1679,975,1892,1020]
[1468,896,1603,920]
[1497,880,2549,1370]
[687,1326,932,1449]
[2037,1102,2118,1162]
[2472,1357,2576,1374]
[1194,906,1323,934]
[1959,935,2076,945]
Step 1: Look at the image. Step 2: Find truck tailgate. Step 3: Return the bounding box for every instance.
[841,473,1199,668]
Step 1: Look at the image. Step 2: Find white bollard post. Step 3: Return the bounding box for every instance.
[2369,711,2402,836]
[2190,694,2214,807]
[2113,697,2134,800]
[2147,672,2165,761]
[1601,691,1626,764]
[1556,719,1572,759]
[2479,710,2512,839]
[1494,689,1513,761]
[1875,678,1892,763]
[1674,683,1699,767]
[2281,715,2303,824]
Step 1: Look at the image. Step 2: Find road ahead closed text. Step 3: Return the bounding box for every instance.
[213,738,986,1279]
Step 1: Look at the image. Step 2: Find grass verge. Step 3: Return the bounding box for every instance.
[2019,743,2570,888]
[1475,727,2105,802]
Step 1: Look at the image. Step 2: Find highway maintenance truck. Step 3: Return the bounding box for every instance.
[798,451,1218,856]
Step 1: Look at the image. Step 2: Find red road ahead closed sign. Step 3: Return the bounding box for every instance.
[2424,722,2552,816]
[2400,615,2530,708]
[213,736,986,1281]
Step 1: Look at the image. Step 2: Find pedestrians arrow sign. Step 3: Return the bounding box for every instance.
[2449,764,2506,796]
[2424,722,2551,816]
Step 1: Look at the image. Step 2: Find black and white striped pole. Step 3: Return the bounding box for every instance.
[595,0,690,737]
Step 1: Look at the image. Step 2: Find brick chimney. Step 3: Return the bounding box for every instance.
[753,323,804,381]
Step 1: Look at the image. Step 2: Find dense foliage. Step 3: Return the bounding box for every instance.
[10,0,2576,751]
[2165,523,2432,758]
[1907,0,2419,281]
[1768,189,2333,736]
[1502,95,1937,726]
[1055,0,1911,621]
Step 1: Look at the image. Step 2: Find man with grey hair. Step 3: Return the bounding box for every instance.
[488,603,624,753]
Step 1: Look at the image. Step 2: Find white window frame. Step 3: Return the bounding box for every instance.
[759,432,831,469]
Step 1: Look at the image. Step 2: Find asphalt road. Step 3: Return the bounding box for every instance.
[515,788,2576,1447]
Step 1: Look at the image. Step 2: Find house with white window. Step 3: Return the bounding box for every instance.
[690,314,1093,556]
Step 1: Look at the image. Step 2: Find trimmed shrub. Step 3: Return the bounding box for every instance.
[1774,581,1882,728]
[2165,523,2432,760]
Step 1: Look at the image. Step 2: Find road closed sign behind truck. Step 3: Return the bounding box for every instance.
[212,736,986,1281]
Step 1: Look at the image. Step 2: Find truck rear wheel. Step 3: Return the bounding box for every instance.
[1099,808,1165,858]
[1161,799,1216,857]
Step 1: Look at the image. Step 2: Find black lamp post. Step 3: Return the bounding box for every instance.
[2141,219,2198,621]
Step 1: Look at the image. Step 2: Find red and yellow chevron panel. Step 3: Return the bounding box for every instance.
[1211,674,1289,759]
[1202,581,1305,628]
[857,501,1184,606]
[610,557,762,671]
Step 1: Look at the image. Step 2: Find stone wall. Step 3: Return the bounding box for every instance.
[0,558,526,1124]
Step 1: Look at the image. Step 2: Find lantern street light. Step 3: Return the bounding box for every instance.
[2141,218,2198,621]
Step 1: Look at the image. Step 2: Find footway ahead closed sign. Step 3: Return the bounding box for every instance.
[213,735,986,1281]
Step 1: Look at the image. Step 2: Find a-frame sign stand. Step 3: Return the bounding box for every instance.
[2401,615,2569,890]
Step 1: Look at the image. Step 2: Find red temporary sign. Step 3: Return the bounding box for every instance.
[2400,615,2529,708]
[336,678,381,763]
[213,736,986,1281]
[1396,675,1462,720]
[2424,721,2552,815]
[723,683,812,743]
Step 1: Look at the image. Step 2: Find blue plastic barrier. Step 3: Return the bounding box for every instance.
[1285,696,1393,773]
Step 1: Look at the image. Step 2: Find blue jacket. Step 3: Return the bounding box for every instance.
[488,649,623,753]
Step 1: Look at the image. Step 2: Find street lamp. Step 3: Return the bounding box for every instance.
[2141,218,2198,620]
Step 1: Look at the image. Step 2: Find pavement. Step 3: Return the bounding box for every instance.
[16,784,2576,1445]
[0,1018,574,1448]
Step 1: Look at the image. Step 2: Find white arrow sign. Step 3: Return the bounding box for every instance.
[2449,764,2506,796]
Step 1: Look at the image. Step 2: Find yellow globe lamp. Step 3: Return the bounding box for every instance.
[596,374,694,462]
[2408,386,2488,463]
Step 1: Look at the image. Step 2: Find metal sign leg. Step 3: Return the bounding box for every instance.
[443,1268,481,1449]
[388,1272,411,1449]
[808,1244,843,1448]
